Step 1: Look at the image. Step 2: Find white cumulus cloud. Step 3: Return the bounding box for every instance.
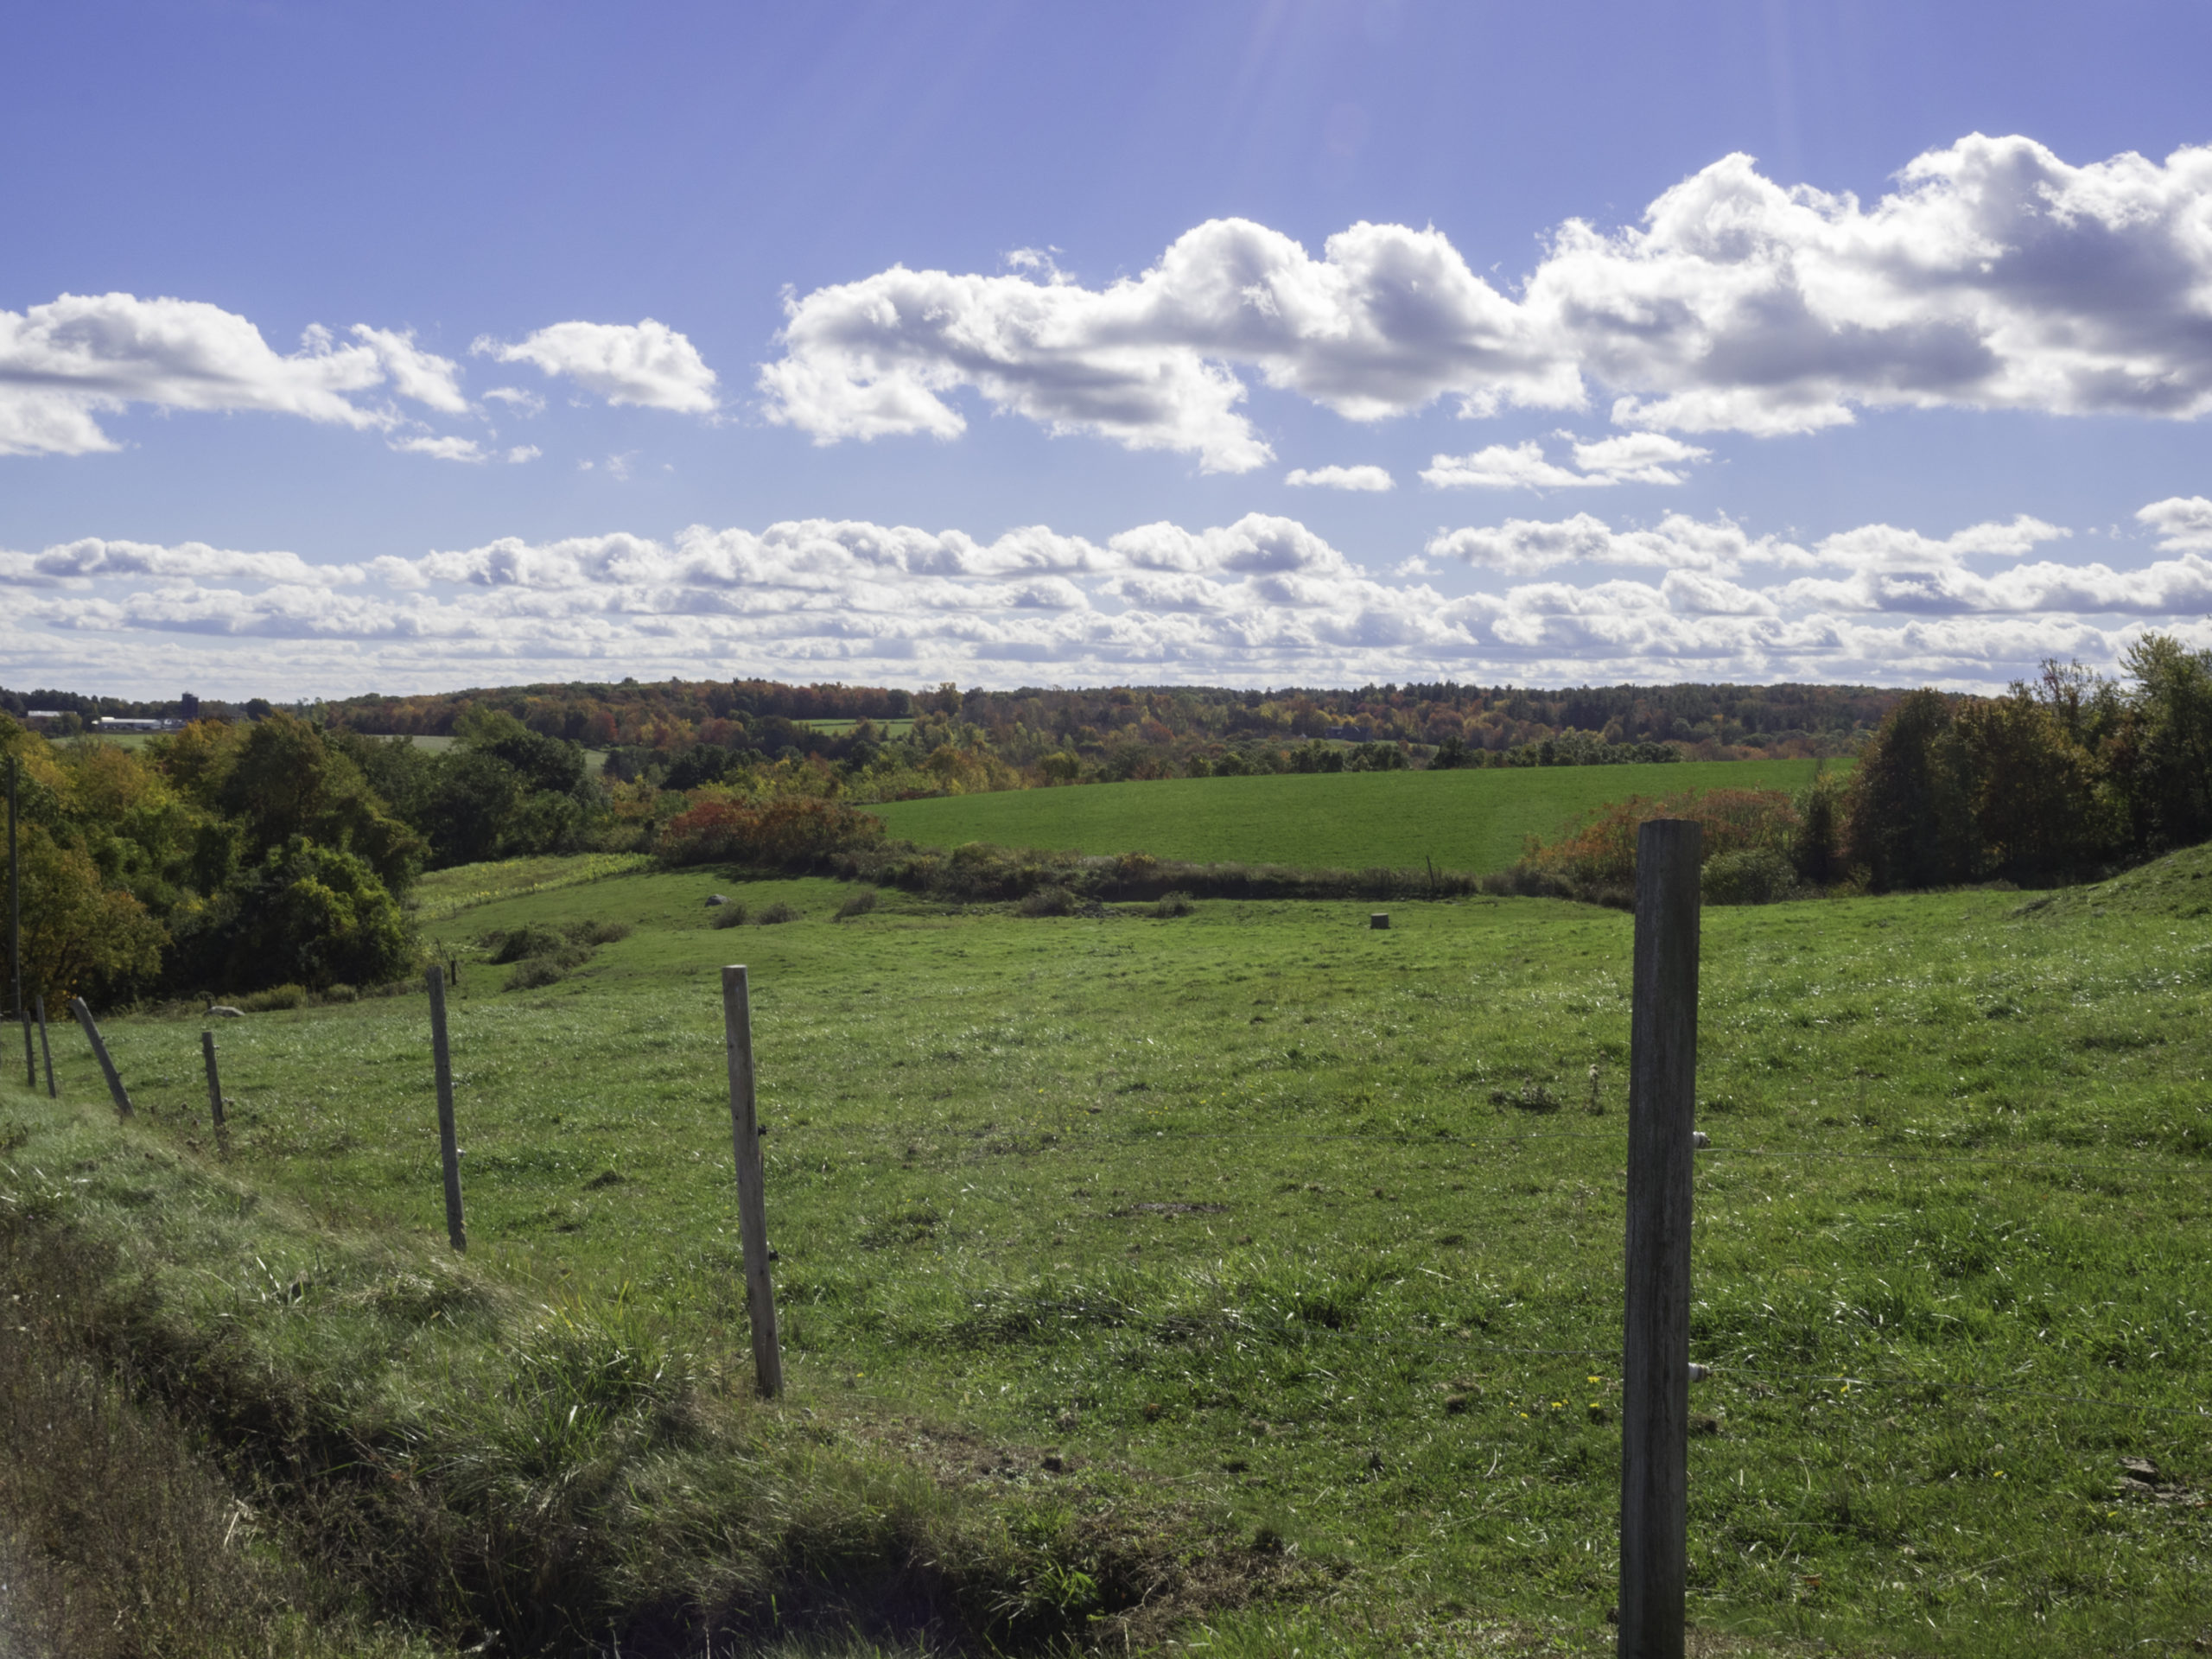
[762,135,2212,467]
[474,320,717,414]
[0,293,467,457]
[391,435,487,463]
[1285,464,1395,491]
[1425,432,1713,490]
[1428,512,1809,576]
[2139,495,2212,551]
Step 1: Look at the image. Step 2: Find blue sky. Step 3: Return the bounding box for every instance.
[5,0,2211,697]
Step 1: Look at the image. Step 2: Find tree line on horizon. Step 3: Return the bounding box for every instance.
[4,676,1898,779]
[10,640,2206,1010]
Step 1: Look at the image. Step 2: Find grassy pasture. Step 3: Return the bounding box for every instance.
[7,849,2211,1654]
[873,758,1836,873]
[804,717,916,736]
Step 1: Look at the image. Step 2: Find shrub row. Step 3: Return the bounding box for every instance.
[817,840,1487,906]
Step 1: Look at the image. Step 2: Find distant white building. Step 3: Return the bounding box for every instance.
[93,717,183,733]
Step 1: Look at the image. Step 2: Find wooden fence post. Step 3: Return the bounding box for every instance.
[1620,818,1702,1659]
[68,997,133,1116]
[201,1029,225,1129]
[35,995,55,1098]
[9,753,24,1091]
[425,967,467,1252]
[721,965,783,1398]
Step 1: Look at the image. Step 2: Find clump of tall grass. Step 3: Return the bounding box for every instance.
[1151,891,1195,918]
[1700,847,1803,906]
[505,956,569,990]
[711,900,752,928]
[487,918,631,989]
[754,899,803,925]
[0,1205,440,1658]
[836,888,879,920]
[0,1100,1268,1654]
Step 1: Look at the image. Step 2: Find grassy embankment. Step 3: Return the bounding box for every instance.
[873,758,1834,871]
[5,821,2209,1655]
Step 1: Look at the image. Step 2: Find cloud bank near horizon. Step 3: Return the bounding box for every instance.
[6,499,2208,700]
[761,134,2212,470]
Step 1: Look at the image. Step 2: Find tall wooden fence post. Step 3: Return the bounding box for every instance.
[10,753,28,1091]
[426,967,467,1252]
[35,996,55,1098]
[721,965,783,1398]
[1620,818,1702,1659]
[68,997,133,1117]
[201,1029,225,1129]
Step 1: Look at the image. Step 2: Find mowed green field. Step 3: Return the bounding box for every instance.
[12,845,2210,1654]
[874,759,1834,871]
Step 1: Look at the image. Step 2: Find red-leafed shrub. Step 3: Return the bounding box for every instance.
[658,795,887,868]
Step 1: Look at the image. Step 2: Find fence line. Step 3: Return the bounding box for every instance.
[742,1120,2212,1181]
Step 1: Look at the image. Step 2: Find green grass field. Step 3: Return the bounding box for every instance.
[7,841,2208,1654]
[873,759,1836,872]
[804,717,915,736]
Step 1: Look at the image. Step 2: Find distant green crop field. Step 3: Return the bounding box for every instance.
[874,758,1842,873]
[802,717,914,735]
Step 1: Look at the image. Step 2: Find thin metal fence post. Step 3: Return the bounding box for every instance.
[68,996,133,1116]
[35,995,54,1097]
[201,1029,225,1129]
[1620,818,1701,1659]
[426,967,467,1252]
[721,965,783,1398]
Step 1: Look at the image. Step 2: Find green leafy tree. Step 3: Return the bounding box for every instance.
[168,711,424,893]
[182,837,415,994]
[2109,634,2212,854]
[14,826,168,1008]
[1842,690,1980,890]
[1953,691,2113,880]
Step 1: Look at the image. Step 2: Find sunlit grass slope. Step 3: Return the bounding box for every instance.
[872,758,1834,871]
[11,843,2211,1654]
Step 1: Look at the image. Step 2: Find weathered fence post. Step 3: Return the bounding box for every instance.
[1620,818,1702,1659]
[425,966,467,1252]
[68,996,133,1116]
[35,995,55,1098]
[201,1029,225,1129]
[10,753,27,1091]
[721,965,783,1398]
